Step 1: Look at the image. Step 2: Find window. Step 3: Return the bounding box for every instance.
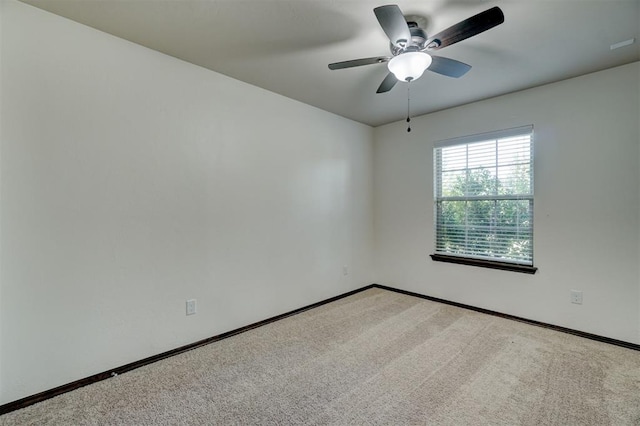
[432,125,536,273]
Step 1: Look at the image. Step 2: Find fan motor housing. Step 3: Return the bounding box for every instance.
[391,22,428,55]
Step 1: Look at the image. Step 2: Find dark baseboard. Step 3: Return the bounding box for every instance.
[0,284,375,416]
[2,282,638,415]
[372,284,640,352]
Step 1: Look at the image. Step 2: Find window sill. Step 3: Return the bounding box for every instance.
[430,254,538,274]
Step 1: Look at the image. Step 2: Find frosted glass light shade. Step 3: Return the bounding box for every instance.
[388,52,432,82]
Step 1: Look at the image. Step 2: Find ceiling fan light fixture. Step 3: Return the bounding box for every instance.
[388,52,432,82]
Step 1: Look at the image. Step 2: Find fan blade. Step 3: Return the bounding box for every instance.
[376,72,398,93]
[428,56,471,78]
[426,6,504,51]
[374,5,412,48]
[328,57,390,70]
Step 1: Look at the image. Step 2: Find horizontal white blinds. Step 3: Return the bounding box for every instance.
[434,125,533,149]
[434,126,534,265]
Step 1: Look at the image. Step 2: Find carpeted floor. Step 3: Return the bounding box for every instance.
[2,287,640,425]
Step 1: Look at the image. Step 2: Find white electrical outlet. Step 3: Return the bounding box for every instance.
[186,299,197,315]
[342,265,349,276]
[570,290,583,305]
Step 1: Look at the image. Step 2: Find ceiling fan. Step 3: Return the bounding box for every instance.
[328,4,504,93]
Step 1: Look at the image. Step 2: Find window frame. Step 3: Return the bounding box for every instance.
[431,125,537,274]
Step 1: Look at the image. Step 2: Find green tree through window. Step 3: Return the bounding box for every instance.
[434,126,534,266]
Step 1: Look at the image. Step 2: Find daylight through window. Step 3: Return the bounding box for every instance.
[434,126,534,266]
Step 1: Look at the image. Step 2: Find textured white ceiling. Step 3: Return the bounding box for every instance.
[20,0,640,127]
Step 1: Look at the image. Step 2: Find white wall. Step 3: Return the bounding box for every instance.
[374,62,640,344]
[0,1,374,404]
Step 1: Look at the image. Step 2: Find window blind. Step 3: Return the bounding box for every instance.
[434,126,534,265]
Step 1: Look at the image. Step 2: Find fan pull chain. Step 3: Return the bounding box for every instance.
[406,80,411,133]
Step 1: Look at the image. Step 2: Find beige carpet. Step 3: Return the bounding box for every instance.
[2,288,640,425]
